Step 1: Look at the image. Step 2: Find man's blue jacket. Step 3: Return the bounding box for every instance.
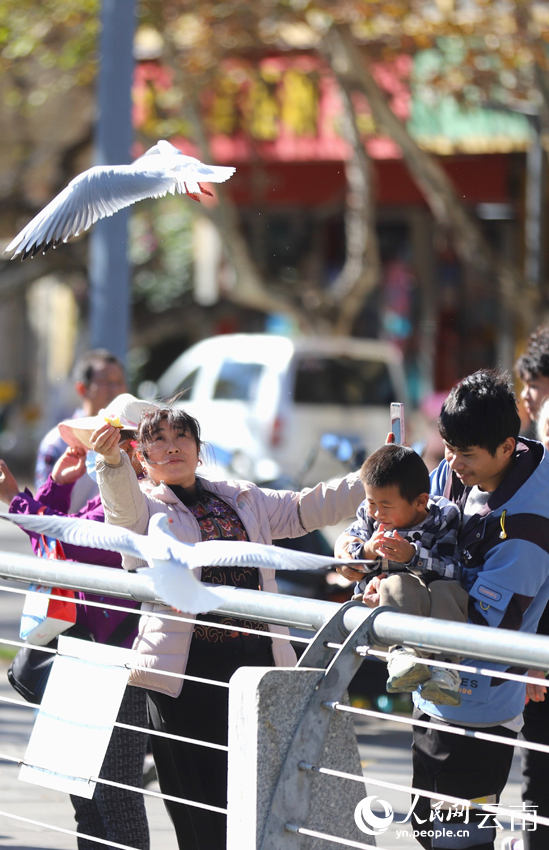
[414,438,549,725]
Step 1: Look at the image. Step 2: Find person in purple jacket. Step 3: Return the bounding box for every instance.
[0,439,150,850]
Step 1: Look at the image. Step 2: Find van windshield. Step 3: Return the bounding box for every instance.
[293,356,395,405]
[213,360,264,401]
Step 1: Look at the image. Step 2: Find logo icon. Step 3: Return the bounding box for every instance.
[354,795,394,836]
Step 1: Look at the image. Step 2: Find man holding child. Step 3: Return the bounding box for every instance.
[338,369,549,850]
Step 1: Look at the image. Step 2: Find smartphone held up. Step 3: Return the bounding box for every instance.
[390,403,405,445]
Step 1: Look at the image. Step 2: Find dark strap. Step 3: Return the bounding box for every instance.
[461,512,549,570]
[105,611,140,647]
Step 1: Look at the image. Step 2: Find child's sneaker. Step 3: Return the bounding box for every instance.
[386,647,431,693]
[419,667,462,706]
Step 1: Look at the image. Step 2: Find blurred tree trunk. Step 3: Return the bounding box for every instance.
[325,24,531,365]
[323,34,382,336]
[169,69,313,330]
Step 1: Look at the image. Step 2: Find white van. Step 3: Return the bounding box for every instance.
[156,334,407,486]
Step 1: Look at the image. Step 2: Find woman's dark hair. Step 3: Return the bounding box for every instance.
[438,370,521,456]
[137,407,202,458]
[516,326,549,381]
[359,444,430,503]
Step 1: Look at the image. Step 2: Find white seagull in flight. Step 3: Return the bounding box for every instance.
[4,139,236,261]
[0,512,371,615]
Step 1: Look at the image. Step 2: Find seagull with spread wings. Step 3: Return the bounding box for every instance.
[4,139,236,260]
[0,512,370,614]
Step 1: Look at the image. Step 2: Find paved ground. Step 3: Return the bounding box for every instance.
[0,510,525,850]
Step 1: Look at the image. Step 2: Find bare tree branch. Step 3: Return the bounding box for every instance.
[160,39,313,330]
[322,30,382,336]
[325,24,533,347]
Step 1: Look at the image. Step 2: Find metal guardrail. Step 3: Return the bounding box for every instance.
[1,550,549,849]
[2,550,549,671]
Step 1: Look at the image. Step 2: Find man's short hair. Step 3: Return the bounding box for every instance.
[359,444,430,503]
[438,370,521,456]
[72,349,125,387]
[516,326,549,381]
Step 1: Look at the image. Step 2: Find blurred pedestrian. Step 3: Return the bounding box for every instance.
[1,425,150,850]
[512,335,549,850]
[35,349,126,510]
[515,326,549,437]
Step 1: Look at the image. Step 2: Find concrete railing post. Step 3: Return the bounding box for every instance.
[227,604,381,849]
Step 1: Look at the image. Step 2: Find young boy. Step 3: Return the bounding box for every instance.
[336,443,468,705]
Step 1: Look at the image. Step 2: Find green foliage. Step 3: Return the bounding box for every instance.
[0,645,17,662]
[129,194,195,312]
[0,0,100,112]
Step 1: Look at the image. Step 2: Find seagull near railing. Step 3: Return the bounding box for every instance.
[0,512,368,615]
[3,139,236,261]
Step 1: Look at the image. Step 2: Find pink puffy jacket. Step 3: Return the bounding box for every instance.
[96,453,363,696]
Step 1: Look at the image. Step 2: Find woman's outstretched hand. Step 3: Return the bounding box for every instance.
[89,423,122,465]
[0,459,20,504]
[51,446,87,485]
[334,532,370,582]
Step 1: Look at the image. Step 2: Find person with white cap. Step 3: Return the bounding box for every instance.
[0,393,159,850]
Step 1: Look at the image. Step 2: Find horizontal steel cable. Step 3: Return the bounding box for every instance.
[0,582,311,642]
[0,809,142,850]
[297,761,549,829]
[0,751,227,814]
[326,643,549,689]
[0,694,228,750]
[0,637,229,687]
[331,702,549,757]
[91,775,227,813]
[286,823,386,849]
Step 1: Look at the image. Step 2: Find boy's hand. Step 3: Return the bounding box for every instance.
[368,526,388,557]
[0,459,20,504]
[52,446,87,485]
[362,573,388,608]
[89,423,122,465]
[373,529,415,563]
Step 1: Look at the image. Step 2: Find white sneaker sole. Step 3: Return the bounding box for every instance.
[419,679,462,706]
[386,662,431,693]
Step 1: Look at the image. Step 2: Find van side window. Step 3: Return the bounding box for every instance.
[213,361,263,401]
[293,357,394,405]
[174,367,200,399]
